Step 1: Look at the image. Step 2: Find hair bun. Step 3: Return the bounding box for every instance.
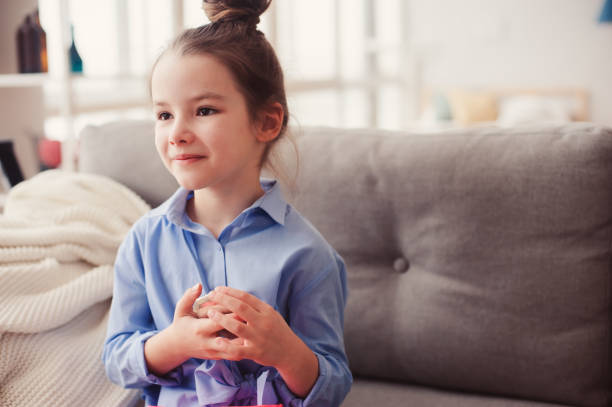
[203,0,271,28]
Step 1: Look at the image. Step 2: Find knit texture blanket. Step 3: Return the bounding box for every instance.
[0,170,151,406]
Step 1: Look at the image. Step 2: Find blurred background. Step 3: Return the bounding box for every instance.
[1,0,611,179]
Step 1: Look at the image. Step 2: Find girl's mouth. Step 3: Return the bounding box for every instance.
[173,154,206,164]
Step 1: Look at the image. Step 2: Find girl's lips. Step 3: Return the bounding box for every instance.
[173,154,206,164]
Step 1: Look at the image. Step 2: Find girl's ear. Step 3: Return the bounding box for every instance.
[255,102,284,143]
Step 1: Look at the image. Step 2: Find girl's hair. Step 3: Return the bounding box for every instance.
[154,0,294,179]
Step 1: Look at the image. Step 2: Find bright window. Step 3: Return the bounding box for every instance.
[39,0,409,139]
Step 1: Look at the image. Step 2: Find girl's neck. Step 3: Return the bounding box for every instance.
[187,178,265,240]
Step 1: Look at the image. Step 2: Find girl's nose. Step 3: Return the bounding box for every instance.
[169,120,195,145]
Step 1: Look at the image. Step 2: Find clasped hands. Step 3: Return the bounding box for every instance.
[170,283,295,368]
[146,283,319,397]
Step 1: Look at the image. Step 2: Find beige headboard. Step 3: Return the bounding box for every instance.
[421,87,590,123]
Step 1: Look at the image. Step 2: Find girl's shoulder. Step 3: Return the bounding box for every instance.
[282,204,343,262]
[276,205,347,303]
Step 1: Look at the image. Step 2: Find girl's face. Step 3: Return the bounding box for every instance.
[151,52,265,192]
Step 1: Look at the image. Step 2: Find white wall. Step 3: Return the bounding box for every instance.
[408,0,612,125]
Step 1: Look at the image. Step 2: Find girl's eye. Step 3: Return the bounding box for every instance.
[157,112,172,121]
[197,107,216,116]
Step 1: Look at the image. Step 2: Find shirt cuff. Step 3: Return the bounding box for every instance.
[134,331,184,386]
[302,353,330,406]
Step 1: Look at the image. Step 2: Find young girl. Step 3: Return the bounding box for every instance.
[102,1,352,406]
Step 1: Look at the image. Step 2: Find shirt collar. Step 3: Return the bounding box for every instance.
[249,179,287,226]
[153,178,288,229]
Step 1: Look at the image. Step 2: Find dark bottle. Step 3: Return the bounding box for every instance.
[32,9,48,73]
[69,24,83,73]
[16,16,31,73]
[16,15,41,73]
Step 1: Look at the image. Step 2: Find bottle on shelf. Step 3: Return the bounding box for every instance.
[69,24,83,73]
[15,9,47,74]
[16,14,40,73]
[32,9,48,73]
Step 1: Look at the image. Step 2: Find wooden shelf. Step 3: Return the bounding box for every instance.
[0,73,48,88]
[42,74,150,116]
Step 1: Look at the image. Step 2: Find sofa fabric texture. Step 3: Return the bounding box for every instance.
[80,120,178,206]
[79,122,612,407]
[342,380,569,407]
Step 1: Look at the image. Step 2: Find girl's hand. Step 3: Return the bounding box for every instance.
[205,286,319,398]
[193,297,235,320]
[144,284,242,375]
[193,292,240,339]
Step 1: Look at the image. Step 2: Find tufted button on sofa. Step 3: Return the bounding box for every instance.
[392,257,410,273]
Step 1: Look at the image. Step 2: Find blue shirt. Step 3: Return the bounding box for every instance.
[102,180,352,407]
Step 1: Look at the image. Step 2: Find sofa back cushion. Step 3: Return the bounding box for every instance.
[289,125,611,407]
[79,122,612,407]
[79,120,177,207]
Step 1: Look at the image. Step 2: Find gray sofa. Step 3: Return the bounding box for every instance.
[80,121,612,407]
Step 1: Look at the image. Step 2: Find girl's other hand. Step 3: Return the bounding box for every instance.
[204,287,290,366]
[205,286,319,397]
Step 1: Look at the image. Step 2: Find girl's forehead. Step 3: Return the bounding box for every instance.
[155,52,227,80]
[152,52,240,99]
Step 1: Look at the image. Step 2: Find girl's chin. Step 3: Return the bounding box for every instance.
[174,177,209,191]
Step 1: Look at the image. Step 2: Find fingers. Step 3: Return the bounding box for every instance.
[207,335,248,361]
[192,308,241,340]
[208,308,250,340]
[192,320,245,360]
[192,296,215,314]
[195,303,233,319]
[209,287,269,321]
[175,283,202,318]
[193,317,224,336]
[218,287,269,311]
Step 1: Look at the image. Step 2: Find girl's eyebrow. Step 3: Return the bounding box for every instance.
[154,92,225,107]
[189,92,225,102]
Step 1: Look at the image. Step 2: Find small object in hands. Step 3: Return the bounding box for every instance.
[192,293,214,314]
[192,292,240,339]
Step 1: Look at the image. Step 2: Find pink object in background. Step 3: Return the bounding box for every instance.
[37,139,61,168]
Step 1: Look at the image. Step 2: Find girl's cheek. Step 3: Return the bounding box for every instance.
[154,130,168,148]
[154,134,171,165]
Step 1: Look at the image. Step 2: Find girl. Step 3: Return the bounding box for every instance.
[102,1,352,406]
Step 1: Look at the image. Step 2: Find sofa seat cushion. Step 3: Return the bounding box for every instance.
[289,124,612,407]
[343,378,570,407]
[342,379,568,407]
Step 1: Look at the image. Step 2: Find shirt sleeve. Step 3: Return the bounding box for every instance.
[101,224,184,390]
[281,251,353,407]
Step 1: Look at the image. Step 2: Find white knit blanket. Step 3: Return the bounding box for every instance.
[0,170,151,406]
